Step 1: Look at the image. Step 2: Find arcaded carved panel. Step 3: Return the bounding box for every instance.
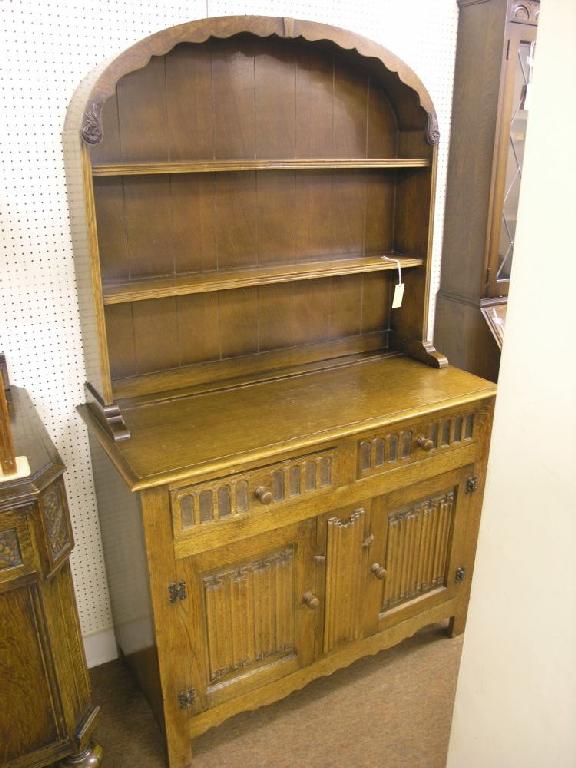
[358,412,476,477]
[202,547,295,683]
[173,450,335,531]
[382,490,454,611]
[324,509,368,654]
[42,485,69,561]
[0,529,22,571]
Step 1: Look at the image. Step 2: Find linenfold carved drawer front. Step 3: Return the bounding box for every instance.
[172,449,336,532]
[357,410,478,478]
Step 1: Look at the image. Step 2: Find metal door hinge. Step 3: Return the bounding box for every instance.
[168,580,187,603]
[466,476,479,493]
[177,688,196,709]
[455,566,466,583]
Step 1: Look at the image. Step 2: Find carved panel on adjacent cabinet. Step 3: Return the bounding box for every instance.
[0,528,22,571]
[41,483,70,562]
[509,0,539,25]
[382,490,454,611]
[202,547,296,683]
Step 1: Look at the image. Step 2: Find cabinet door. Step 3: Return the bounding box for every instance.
[318,502,377,655]
[372,465,474,632]
[182,519,318,710]
[487,24,536,297]
[0,587,62,761]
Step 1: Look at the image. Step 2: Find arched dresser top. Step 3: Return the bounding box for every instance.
[80,15,439,147]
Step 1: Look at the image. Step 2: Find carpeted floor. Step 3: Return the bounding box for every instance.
[91,623,462,768]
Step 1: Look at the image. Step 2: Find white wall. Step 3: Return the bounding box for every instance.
[447,1,576,765]
[0,0,458,666]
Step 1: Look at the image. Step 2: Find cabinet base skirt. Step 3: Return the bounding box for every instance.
[185,596,462,743]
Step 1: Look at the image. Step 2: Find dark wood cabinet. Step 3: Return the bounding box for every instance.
[435,0,539,381]
[0,385,101,768]
[67,16,496,768]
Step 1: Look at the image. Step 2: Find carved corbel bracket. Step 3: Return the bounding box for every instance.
[85,382,130,442]
[402,339,449,368]
[81,101,104,145]
[426,113,440,146]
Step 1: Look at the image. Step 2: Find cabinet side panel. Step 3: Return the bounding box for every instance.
[391,168,432,343]
[440,0,508,299]
[41,562,93,735]
[434,295,500,382]
[62,127,108,400]
[87,434,162,722]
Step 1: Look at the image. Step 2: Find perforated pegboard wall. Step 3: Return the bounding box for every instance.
[0,0,457,660]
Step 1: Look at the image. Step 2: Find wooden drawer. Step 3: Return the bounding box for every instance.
[357,407,481,479]
[171,448,337,535]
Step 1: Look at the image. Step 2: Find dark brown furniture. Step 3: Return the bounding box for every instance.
[0,367,101,768]
[435,0,539,381]
[68,16,496,768]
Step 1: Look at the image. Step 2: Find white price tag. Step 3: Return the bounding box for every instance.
[392,282,405,309]
[381,255,405,309]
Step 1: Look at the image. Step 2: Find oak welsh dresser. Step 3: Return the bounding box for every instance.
[0,363,101,768]
[68,17,497,768]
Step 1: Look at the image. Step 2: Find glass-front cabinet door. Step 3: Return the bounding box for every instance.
[487,23,537,297]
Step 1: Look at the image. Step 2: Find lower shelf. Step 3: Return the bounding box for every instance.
[102,254,424,305]
[112,333,390,402]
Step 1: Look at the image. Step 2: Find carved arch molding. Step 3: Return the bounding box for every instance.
[80,15,439,147]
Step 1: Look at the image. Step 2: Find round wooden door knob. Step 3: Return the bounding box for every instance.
[416,435,434,451]
[302,591,320,609]
[254,486,273,504]
[370,563,387,579]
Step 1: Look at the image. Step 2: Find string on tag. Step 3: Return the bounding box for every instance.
[381,255,404,308]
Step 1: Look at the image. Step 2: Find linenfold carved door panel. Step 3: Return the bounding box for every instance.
[317,467,474,655]
[317,502,381,654]
[182,519,317,710]
[374,465,473,632]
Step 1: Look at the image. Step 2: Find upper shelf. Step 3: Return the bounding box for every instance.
[102,254,424,305]
[91,158,431,177]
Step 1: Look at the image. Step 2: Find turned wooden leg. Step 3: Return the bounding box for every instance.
[60,743,103,768]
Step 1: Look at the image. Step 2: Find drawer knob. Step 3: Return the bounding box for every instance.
[302,591,320,609]
[254,486,273,505]
[416,435,434,451]
[370,563,387,579]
